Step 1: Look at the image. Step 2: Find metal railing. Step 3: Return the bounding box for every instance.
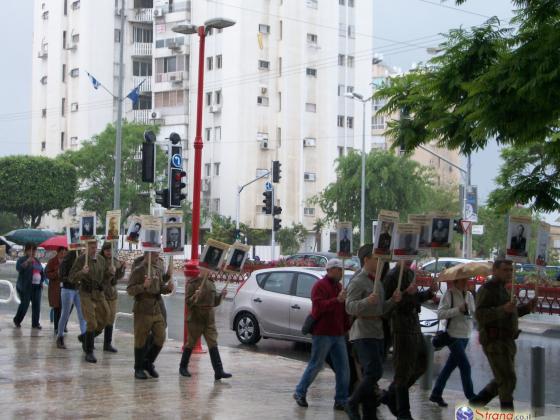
[0,280,19,304]
[132,76,152,92]
[132,42,152,57]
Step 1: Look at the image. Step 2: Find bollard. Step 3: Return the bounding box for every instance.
[420,334,434,390]
[531,346,545,408]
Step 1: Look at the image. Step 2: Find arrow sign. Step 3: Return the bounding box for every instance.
[265,181,273,191]
[171,154,182,168]
[461,220,472,234]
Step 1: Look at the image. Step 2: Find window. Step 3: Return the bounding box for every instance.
[207,56,213,71]
[295,274,318,298]
[212,198,220,213]
[61,98,66,116]
[154,90,184,107]
[338,54,345,66]
[41,141,46,151]
[347,55,355,68]
[306,68,317,77]
[261,272,293,295]
[258,60,270,70]
[339,0,345,4]
[279,20,283,40]
[114,29,121,43]
[204,163,211,177]
[214,162,220,176]
[372,115,386,130]
[278,57,282,77]
[304,207,316,216]
[338,84,345,96]
[346,86,354,93]
[60,132,65,151]
[348,0,354,6]
[62,31,67,49]
[64,0,68,15]
[339,23,346,37]
[277,127,282,148]
[72,0,80,10]
[133,60,152,76]
[214,126,221,142]
[259,24,270,34]
[337,115,345,127]
[41,108,47,118]
[132,95,151,110]
[306,0,318,9]
[348,25,355,38]
[257,96,269,106]
[205,128,211,142]
[305,103,316,113]
[215,90,222,105]
[42,11,49,19]
[62,64,66,82]
[72,33,80,43]
[70,68,79,77]
[70,136,78,147]
[70,102,78,112]
[133,27,153,43]
[347,116,354,129]
[306,33,318,45]
[216,54,222,69]
[277,92,282,112]
[303,137,316,147]
[206,92,212,106]
[304,172,317,182]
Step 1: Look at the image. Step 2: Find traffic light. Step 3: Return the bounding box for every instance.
[273,205,282,216]
[273,218,282,231]
[262,190,272,214]
[168,132,186,208]
[141,130,156,182]
[272,160,282,183]
[453,219,464,234]
[155,189,170,209]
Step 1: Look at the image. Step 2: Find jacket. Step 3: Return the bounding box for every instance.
[46,256,62,308]
[59,251,78,288]
[16,255,45,293]
[346,269,395,341]
[99,251,126,301]
[310,275,349,336]
[69,254,111,300]
[127,263,172,315]
[437,287,475,339]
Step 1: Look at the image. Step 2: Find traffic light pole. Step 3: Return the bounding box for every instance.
[271,185,276,260]
[235,170,271,232]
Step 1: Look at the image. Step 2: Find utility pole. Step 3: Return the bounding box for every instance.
[466,154,472,259]
[113,0,126,210]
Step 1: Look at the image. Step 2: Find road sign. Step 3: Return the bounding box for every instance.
[460,220,472,234]
[472,225,484,235]
[265,181,273,191]
[171,154,182,168]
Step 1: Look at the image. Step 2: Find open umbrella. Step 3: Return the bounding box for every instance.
[4,229,56,246]
[437,261,493,282]
[39,235,68,251]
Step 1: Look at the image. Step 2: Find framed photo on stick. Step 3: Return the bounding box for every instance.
[429,213,453,248]
[224,242,251,273]
[66,224,82,250]
[200,239,230,272]
[408,214,431,250]
[141,215,162,251]
[336,221,353,257]
[373,210,399,257]
[79,212,96,242]
[126,216,142,243]
[506,215,531,262]
[105,210,121,241]
[536,222,550,266]
[164,209,183,224]
[393,223,420,260]
[162,223,184,255]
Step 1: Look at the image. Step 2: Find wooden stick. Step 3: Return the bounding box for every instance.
[511,263,516,303]
[396,260,405,291]
[147,251,152,279]
[110,241,115,269]
[85,245,88,267]
[195,271,210,303]
[373,257,385,295]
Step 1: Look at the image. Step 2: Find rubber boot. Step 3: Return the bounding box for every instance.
[500,401,514,412]
[362,399,378,420]
[179,347,192,377]
[134,348,148,380]
[209,347,232,380]
[84,332,97,363]
[381,384,397,417]
[395,385,413,420]
[103,325,118,353]
[56,336,66,349]
[469,385,496,407]
[144,344,162,378]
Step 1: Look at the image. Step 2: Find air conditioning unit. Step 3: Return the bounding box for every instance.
[70,102,79,112]
[304,172,316,181]
[260,86,268,95]
[153,8,163,17]
[65,43,77,51]
[260,140,269,150]
[38,50,48,58]
[303,137,316,147]
[168,41,181,50]
[210,105,222,113]
[151,111,161,119]
[169,73,183,82]
[201,178,211,192]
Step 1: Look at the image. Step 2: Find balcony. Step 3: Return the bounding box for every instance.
[132,76,152,92]
[129,8,153,22]
[133,109,152,124]
[132,42,152,57]
[155,71,187,83]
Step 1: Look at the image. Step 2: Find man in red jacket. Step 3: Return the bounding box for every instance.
[294,259,350,410]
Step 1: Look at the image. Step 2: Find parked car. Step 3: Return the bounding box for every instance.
[230,267,439,346]
[284,252,360,271]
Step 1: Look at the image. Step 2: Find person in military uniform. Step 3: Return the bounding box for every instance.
[381,260,437,419]
[179,272,231,380]
[100,242,126,352]
[127,251,174,379]
[469,259,536,412]
[69,240,113,363]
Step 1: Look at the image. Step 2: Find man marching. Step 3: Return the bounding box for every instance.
[127,251,174,379]
[100,242,126,352]
[179,272,231,380]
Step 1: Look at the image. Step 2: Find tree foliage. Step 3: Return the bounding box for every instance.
[312,150,459,241]
[276,223,308,255]
[0,156,77,227]
[204,214,270,247]
[63,122,166,224]
[375,0,560,212]
[0,212,22,234]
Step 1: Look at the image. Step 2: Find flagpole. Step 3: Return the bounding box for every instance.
[113,0,126,210]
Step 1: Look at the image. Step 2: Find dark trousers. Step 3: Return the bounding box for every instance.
[53,307,61,333]
[432,338,474,400]
[14,285,42,327]
[349,338,384,415]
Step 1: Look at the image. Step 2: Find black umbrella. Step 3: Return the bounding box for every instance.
[4,229,56,246]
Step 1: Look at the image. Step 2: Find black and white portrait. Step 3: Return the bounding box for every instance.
[166,227,181,249]
[163,223,184,255]
[81,216,94,237]
[430,218,451,247]
[507,217,531,259]
[378,221,393,250]
[224,243,251,272]
[69,227,80,244]
[127,220,142,243]
[200,239,230,271]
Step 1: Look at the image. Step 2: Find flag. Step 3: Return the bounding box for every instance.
[126,79,146,105]
[86,72,101,90]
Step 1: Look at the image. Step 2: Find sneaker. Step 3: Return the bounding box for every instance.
[56,336,66,349]
[429,394,448,407]
[293,393,308,408]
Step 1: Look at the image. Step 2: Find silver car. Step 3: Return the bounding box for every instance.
[229,267,440,345]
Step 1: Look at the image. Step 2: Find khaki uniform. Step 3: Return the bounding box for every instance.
[103,260,125,324]
[127,263,172,348]
[69,254,111,333]
[185,276,223,349]
[475,279,531,403]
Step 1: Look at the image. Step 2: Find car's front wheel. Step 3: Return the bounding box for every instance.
[235,312,261,345]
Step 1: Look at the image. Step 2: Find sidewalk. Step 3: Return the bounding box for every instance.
[0,315,557,419]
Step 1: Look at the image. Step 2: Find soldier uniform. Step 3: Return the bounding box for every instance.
[100,243,126,353]
[470,277,532,411]
[69,250,112,363]
[382,265,434,419]
[127,256,173,379]
[179,275,232,380]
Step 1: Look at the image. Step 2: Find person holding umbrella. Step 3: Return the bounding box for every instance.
[14,243,46,329]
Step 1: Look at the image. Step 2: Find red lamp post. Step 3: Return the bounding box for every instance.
[172,18,236,350]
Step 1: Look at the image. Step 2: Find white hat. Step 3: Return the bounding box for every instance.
[326,258,343,269]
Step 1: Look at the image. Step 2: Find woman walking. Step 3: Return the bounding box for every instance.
[14,243,46,329]
[46,247,67,335]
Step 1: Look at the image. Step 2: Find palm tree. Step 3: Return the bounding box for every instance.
[312,218,325,252]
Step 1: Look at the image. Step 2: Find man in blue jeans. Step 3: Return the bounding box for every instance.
[294,259,350,411]
[14,243,45,329]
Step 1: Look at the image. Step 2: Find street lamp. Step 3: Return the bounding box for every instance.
[172,17,236,278]
[346,91,373,246]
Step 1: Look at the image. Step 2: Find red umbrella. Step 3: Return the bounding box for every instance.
[39,235,68,251]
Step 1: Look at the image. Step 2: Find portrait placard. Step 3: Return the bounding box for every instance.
[0,245,6,263]
[67,224,82,250]
[79,212,97,242]
[164,209,183,224]
[126,216,142,243]
[162,223,184,255]
[373,210,399,256]
[393,224,420,260]
[536,222,550,266]
[224,242,251,273]
[141,215,162,251]
[105,210,121,241]
[408,214,431,249]
[200,239,230,272]
[336,221,353,257]
[429,212,453,248]
[506,215,532,262]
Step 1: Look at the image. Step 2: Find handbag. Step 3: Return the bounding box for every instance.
[432,291,456,351]
[301,314,317,335]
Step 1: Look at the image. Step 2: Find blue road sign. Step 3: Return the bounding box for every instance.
[171,154,182,168]
[265,181,273,191]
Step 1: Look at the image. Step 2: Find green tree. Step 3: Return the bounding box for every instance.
[63,122,166,225]
[0,212,22,234]
[375,0,560,212]
[312,150,459,241]
[0,156,77,227]
[276,223,308,255]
